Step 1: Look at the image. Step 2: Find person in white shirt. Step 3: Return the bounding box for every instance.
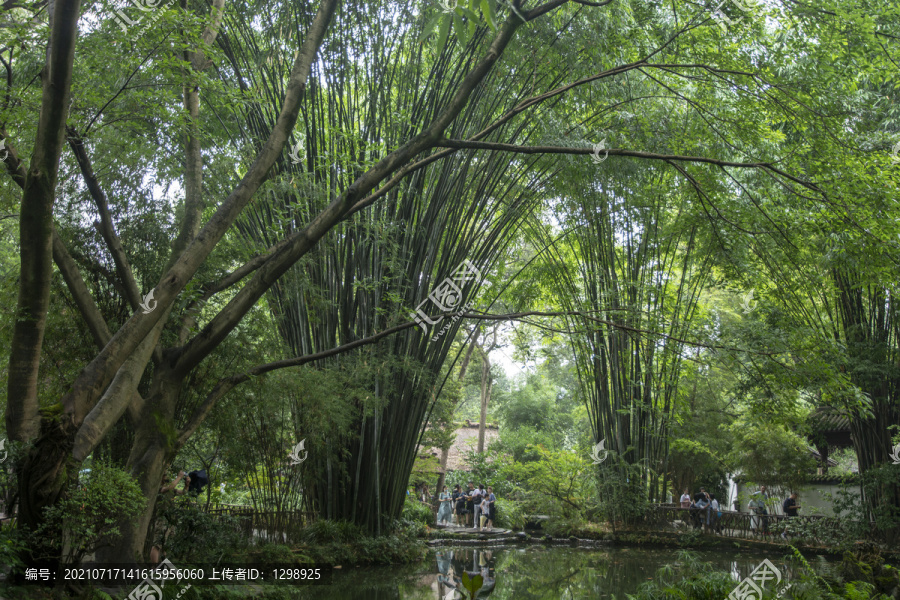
[479,495,490,530]
[709,494,720,534]
[471,485,484,530]
[680,489,691,508]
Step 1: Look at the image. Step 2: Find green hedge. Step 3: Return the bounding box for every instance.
[494,498,525,531]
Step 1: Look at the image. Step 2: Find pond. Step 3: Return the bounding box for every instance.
[296,544,835,599]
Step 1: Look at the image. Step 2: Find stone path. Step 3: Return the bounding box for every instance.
[433,524,512,535]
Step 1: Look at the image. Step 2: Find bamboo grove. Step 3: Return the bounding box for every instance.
[0,0,898,568]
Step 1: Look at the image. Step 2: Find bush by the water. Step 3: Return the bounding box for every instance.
[297,519,426,565]
[627,548,900,600]
[400,497,433,529]
[494,498,525,531]
[164,504,248,563]
[33,463,146,565]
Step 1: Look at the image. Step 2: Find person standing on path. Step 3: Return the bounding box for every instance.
[486,486,496,531]
[478,493,490,531]
[680,489,692,509]
[694,489,710,532]
[455,485,467,527]
[781,492,800,539]
[709,494,720,534]
[465,483,476,527]
[437,485,453,525]
[472,485,484,530]
[451,485,462,526]
[750,485,770,534]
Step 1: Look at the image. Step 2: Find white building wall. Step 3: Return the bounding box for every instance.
[733,480,860,518]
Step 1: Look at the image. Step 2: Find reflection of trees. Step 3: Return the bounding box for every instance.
[460,547,780,600]
[486,548,613,600]
[294,548,803,598]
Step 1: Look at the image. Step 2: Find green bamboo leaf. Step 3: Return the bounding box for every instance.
[419,11,445,42]
[453,12,469,46]
[460,6,479,21]
[481,0,497,30]
[436,15,452,50]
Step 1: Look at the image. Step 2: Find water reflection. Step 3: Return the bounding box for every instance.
[436,549,496,599]
[295,546,834,600]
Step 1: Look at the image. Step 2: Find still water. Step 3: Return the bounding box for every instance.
[297,545,830,599]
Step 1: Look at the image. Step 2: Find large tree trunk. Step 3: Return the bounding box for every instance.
[17,418,79,572]
[96,376,183,563]
[6,0,82,443]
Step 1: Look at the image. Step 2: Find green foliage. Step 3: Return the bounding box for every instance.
[399,497,434,531]
[594,455,652,531]
[300,519,364,545]
[493,498,525,531]
[625,548,900,600]
[164,504,247,563]
[828,465,900,546]
[461,570,484,600]
[496,445,595,520]
[626,550,736,599]
[0,523,26,575]
[494,373,563,432]
[725,419,817,493]
[252,543,298,565]
[295,519,426,566]
[33,463,145,565]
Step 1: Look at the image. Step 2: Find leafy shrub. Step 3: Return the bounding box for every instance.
[300,519,364,544]
[33,462,145,565]
[400,497,433,529]
[296,520,426,566]
[626,547,900,600]
[0,523,26,575]
[830,465,900,546]
[165,504,247,563]
[493,498,525,531]
[593,454,651,530]
[544,516,586,537]
[253,543,294,563]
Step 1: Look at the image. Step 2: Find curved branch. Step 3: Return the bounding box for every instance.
[435,138,823,192]
[59,0,339,425]
[52,233,113,349]
[66,126,142,310]
[176,308,783,449]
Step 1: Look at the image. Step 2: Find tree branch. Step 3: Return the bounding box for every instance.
[59,0,339,425]
[51,233,113,349]
[176,307,783,448]
[66,126,143,310]
[435,139,823,193]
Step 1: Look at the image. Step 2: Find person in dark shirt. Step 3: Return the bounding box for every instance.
[781,492,800,539]
[455,487,468,527]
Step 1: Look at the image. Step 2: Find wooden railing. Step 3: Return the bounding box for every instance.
[643,505,857,544]
[206,504,316,544]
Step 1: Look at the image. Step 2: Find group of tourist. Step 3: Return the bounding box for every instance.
[435,482,496,531]
[679,487,722,533]
[679,484,802,538]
